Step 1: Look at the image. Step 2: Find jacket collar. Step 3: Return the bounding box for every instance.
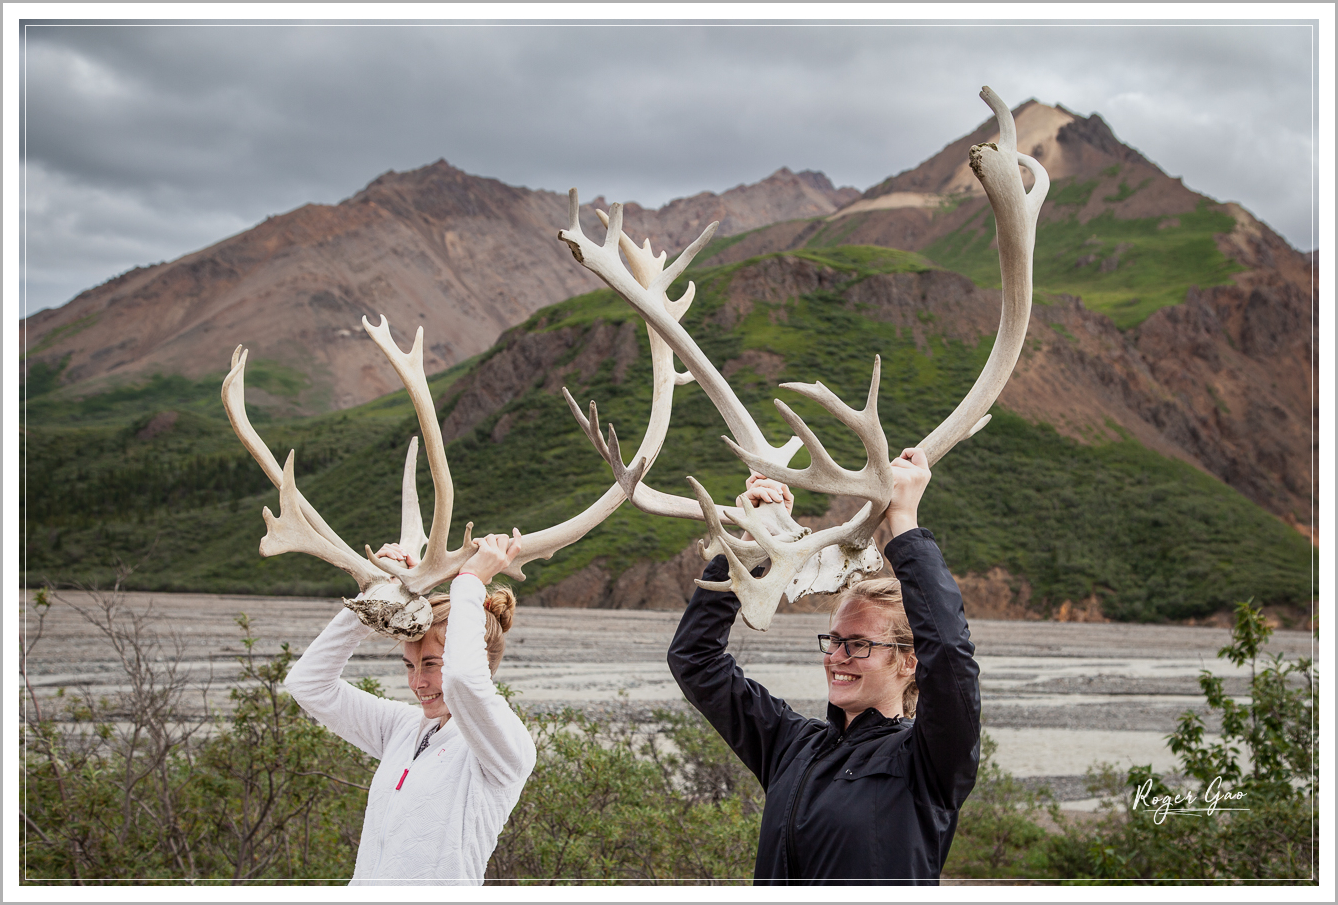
[826,702,910,740]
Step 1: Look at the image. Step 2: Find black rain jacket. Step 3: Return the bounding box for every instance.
[667,528,981,885]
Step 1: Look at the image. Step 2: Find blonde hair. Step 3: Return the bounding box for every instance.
[424,584,517,676]
[832,577,919,718]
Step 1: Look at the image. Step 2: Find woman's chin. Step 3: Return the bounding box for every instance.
[420,699,451,720]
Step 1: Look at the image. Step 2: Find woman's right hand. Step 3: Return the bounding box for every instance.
[740,475,793,542]
[459,529,522,585]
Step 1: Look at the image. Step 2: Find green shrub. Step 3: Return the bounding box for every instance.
[488,706,762,883]
[1048,600,1317,882]
[942,732,1059,880]
[20,588,377,884]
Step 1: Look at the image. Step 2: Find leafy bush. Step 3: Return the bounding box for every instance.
[488,706,762,883]
[1048,600,1317,882]
[942,732,1059,880]
[20,586,377,884]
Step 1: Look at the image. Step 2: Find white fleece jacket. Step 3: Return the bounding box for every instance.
[284,574,536,885]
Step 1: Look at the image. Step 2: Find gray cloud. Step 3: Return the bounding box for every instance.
[20,20,1318,316]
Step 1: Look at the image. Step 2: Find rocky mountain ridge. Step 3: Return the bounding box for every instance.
[21,163,856,412]
[708,101,1306,291]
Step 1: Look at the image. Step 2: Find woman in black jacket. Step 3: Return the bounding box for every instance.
[667,447,981,885]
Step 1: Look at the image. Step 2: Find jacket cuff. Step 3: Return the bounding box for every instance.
[702,554,731,582]
[884,527,939,569]
[701,553,767,582]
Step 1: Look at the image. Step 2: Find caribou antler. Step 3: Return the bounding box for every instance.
[561,86,1047,630]
[706,86,1047,625]
[223,298,684,636]
[558,195,804,537]
[221,346,392,593]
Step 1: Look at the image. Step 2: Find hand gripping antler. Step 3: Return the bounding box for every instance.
[561,87,1047,630]
[712,86,1048,626]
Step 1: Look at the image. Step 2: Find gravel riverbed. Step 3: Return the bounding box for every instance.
[20,589,1314,808]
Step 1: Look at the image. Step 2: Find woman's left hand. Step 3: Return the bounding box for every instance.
[744,474,794,514]
[459,529,522,585]
[886,447,931,537]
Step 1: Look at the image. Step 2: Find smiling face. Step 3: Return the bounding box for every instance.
[402,627,451,721]
[825,598,916,727]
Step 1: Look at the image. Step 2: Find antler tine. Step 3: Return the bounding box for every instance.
[561,189,793,465]
[361,315,469,594]
[697,483,877,631]
[221,345,382,574]
[260,451,389,592]
[725,356,893,502]
[560,389,648,500]
[603,423,649,498]
[399,436,428,563]
[594,207,696,322]
[918,86,1048,467]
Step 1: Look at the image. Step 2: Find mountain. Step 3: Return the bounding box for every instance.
[20,164,857,413]
[710,100,1310,302]
[24,244,1312,625]
[21,102,1313,623]
[699,101,1315,537]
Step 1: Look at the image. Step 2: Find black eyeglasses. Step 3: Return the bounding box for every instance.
[818,634,911,658]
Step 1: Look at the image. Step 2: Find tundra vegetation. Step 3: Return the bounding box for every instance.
[923,196,1244,329]
[24,243,1308,622]
[20,587,1314,884]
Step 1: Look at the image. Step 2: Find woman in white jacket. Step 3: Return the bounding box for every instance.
[285,532,536,885]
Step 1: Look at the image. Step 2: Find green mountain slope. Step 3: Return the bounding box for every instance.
[22,246,1310,622]
[922,190,1245,329]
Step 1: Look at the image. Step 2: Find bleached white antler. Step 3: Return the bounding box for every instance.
[558,195,804,540]
[561,86,1047,630]
[223,296,686,635]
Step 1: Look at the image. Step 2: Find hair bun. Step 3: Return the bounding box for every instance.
[483,586,517,633]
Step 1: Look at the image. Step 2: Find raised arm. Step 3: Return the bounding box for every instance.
[439,533,537,786]
[883,447,981,808]
[667,478,817,787]
[285,609,418,758]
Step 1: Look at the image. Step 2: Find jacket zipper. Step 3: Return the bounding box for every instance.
[785,733,841,880]
[373,753,414,877]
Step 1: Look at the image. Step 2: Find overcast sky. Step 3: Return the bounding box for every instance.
[19,18,1320,318]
